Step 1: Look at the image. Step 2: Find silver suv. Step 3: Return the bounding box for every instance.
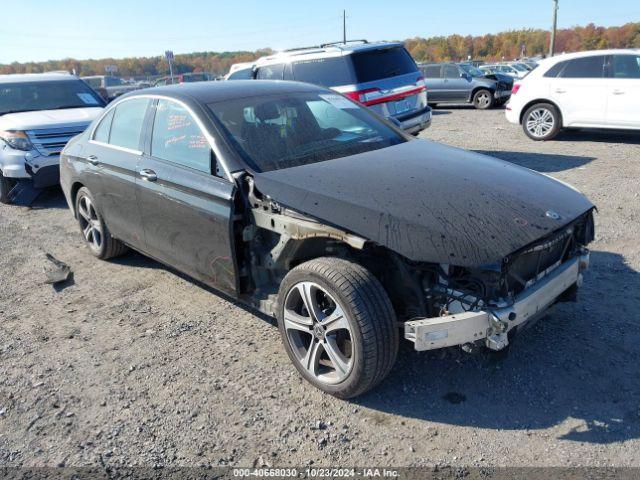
[226,41,431,134]
[0,73,104,203]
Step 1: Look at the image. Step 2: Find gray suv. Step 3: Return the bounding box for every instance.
[226,41,431,135]
[419,62,513,109]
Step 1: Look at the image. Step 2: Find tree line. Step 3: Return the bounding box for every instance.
[1,22,638,78]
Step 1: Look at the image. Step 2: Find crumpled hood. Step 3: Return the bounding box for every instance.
[0,107,103,131]
[252,140,595,267]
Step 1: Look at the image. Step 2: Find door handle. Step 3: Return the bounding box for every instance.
[86,155,99,166]
[555,89,566,94]
[612,90,625,95]
[139,169,157,182]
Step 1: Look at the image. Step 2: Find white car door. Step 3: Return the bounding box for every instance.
[606,53,640,128]
[549,55,608,127]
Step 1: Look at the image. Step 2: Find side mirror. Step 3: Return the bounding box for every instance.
[460,72,470,80]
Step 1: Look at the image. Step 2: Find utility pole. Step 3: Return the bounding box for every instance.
[549,0,559,57]
[343,10,346,44]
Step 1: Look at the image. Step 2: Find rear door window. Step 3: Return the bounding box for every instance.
[421,65,441,78]
[256,64,284,80]
[291,57,355,86]
[109,98,150,150]
[150,99,212,173]
[350,46,418,83]
[559,56,606,78]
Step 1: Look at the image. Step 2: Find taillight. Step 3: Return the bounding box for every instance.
[512,83,521,95]
[344,88,380,104]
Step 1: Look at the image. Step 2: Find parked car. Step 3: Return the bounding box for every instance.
[419,62,512,109]
[60,81,595,397]
[225,62,254,80]
[153,72,211,86]
[0,73,105,203]
[506,49,640,140]
[225,40,431,135]
[82,75,140,101]
[480,64,527,79]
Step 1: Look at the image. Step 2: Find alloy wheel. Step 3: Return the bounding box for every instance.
[477,92,491,108]
[526,108,555,138]
[283,281,354,385]
[77,195,103,252]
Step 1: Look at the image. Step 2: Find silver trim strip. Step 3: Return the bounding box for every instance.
[88,139,142,156]
[88,94,235,183]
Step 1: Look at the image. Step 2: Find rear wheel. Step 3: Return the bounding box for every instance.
[277,257,398,398]
[0,172,15,204]
[473,89,494,110]
[522,103,561,141]
[75,187,128,260]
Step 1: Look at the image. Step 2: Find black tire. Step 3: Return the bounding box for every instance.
[472,89,494,110]
[522,102,561,141]
[0,172,15,204]
[74,187,128,260]
[277,257,398,398]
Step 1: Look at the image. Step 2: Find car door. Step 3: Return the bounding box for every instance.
[441,64,469,102]
[606,53,640,128]
[421,65,444,101]
[85,97,149,249]
[548,55,608,127]
[137,98,238,295]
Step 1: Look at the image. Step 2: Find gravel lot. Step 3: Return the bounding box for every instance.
[1,106,639,469]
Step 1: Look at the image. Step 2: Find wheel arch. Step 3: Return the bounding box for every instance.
[69,181,85,218]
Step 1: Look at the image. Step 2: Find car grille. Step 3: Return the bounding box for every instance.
[505,226,577,295]
[26,125,89,156]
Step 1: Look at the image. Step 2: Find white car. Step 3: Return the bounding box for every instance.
[0,73,105,203]
[506,49,640,140]
[480,64,527,79]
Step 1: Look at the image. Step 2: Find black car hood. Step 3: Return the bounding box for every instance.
[252,140,594,267]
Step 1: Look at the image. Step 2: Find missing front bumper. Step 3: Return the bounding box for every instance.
[405,253,588,351]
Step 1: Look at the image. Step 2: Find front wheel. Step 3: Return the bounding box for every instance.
[522,103,561,141]
[473,89,494,110]
[277,257,398,398]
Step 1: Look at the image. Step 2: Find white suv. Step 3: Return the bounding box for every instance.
[506,49,640,140]
[0,73,105,203]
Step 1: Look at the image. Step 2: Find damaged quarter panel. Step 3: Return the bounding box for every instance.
[252,140,594,267]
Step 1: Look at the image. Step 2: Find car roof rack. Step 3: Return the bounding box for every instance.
[320,39,369,48]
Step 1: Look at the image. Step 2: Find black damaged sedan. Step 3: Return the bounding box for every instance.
[60,81,595,398]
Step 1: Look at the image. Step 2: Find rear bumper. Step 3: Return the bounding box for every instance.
[396,106,432,134]
[405,252,589,351]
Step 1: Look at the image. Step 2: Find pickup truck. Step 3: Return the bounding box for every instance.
[0,73,105,204]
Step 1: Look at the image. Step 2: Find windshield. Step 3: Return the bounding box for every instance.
[209,91,406,173]
[0,80,105,115]
[459,64,485,77]
[511,64,528,72]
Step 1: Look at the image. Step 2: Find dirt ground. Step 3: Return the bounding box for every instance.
[1,106,639,469]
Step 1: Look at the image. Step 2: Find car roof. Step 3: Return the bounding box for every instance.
[125,80,325,104]
[0,72,77,84]
[537,48,640,69]
[251,40,404,66]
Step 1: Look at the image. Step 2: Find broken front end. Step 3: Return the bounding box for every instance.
[404,210,595,352]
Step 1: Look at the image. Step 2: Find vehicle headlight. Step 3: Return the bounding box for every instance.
[0,130,34,151]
